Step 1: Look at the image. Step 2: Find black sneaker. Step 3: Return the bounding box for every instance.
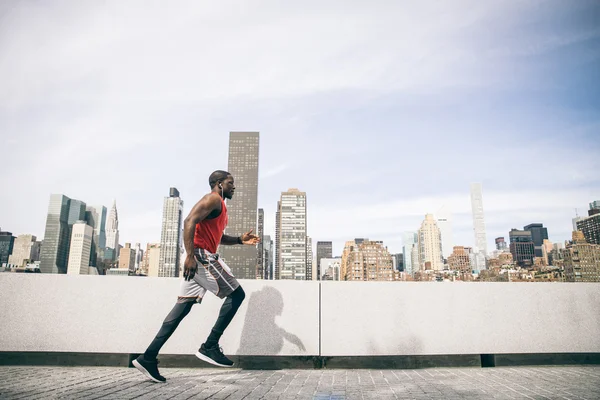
[195,343,234,367]
[132,356,166,383]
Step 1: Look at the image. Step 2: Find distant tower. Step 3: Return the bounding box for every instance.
[402,231,418,275]
[105,200,120,262]
[158,188,184,277]
[470,183,488,270]
[417,214,444,271]
[220,132,260,279]
[40,194,86,274]
[276,189,307,280]
[67,221,93,275]
[436,205,454,260]
[257,208,264,279]
[316,241,333,281]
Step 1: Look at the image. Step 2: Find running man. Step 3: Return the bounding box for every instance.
[133,170,260,383]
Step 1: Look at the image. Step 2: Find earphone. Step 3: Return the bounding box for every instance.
[219,183,223,198]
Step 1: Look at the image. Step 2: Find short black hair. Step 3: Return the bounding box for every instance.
[209,170,231,188]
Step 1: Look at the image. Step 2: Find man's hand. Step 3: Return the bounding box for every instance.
[240,229,260,245]
[183,254,198,281]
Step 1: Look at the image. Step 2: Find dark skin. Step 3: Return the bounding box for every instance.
[183,175,260,281]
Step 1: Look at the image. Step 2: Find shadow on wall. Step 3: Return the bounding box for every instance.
[238,286,306,355]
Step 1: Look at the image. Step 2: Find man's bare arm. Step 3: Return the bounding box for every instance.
[183,193,221,256]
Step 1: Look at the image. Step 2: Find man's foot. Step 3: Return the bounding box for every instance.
[132,356,166,383]
[195,343,234,367]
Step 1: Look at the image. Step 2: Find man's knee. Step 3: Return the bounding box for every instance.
[232,286,245,306]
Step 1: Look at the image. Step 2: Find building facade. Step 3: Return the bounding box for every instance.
[576,213,600,246]
[40,194,75,274]
[8,234,40,267]
[523,223,549,258]
[564,231,600,282]
[316,241,333,281]
[418,214,444,271]
[402,231,418,275]
[220,131,260,279]
[85,205,107,268]
[67,221,93,275]
[0,229,15,266]
[257,208,264,279]
[448,246,471,273]
[119,242,137,274]
[158,187,183,277]
[263,235,273,280]
[276,189,307,280]
[509,229,535,267]
[436,205,454,260]
[104,200,120,262]
[495,237,507,251]
[341,239,393,281]
[470,183,488,270]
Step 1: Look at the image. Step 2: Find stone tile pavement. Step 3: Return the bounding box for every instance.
[0,366,599,399]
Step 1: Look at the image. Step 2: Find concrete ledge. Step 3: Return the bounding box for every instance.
[3,352,599,369]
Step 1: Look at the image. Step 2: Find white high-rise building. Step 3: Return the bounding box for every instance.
[67,221,93,275]
[306,236,313,280]
[436,205,454,260]
[105,200,119,262]
[418,214,444,271]
[159,188,184,277]
[470,183,488,271]
[276,189,307,280]
[402,232,418,275]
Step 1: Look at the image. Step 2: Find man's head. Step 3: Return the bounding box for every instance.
[209,170,235,199]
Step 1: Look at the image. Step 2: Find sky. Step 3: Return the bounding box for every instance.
[1,0,599,257]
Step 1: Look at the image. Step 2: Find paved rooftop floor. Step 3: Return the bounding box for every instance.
[0,366,599,399]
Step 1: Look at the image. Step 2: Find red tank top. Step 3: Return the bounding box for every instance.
[194,195,228,253]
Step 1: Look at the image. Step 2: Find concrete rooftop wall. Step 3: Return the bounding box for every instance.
[1,275,599,357]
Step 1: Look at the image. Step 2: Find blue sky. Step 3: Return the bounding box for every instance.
[1,0,599,256]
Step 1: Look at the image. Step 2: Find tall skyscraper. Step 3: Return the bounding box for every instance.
[257,208,264,279]
[418,214,444,271]
[0,229,15,266]
[402,231,418,275]
[67,221,93,275]
[509,229,535,267]
[105,200,120,262]
[40,194,74,274]
[263,235,273,280]
[158,187,184,277]
[8,234,40,267]
[590,200,600,211]
[276,188,307,280]
[133,242,143,272]
[306,236,313,280]
[85,205,107,267]
[523,223,549,258]
[316,241,333,281]
[470,183,488,271]
[436,205,453,259]
[220,132,260,279]
[275,201,281,279]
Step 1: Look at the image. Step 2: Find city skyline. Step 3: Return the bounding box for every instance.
[1,1,599,257]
